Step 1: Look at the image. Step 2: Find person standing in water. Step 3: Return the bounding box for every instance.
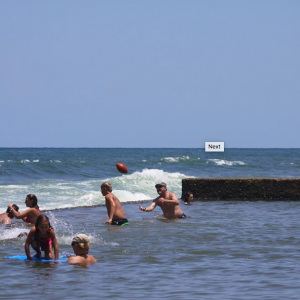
[139,182,186,219]
[7,194,40,225]
[67,234,97,265]
[101,182,129,226]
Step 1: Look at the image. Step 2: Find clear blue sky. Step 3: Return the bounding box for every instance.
[1,1,299,148]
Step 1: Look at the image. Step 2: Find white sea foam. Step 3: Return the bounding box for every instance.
[161,156,191,163]
[0,169,190,211]
[20,159,30,163]
[207,159,246,166]
[33,160,39,163]
[0,226,30,241]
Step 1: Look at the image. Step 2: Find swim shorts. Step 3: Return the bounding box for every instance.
[111,219,129,226]
[178,213,187,219]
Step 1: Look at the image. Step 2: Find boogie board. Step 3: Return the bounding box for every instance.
[3,255,68,262]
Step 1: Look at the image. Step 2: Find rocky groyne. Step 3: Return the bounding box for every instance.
[182,178,300,201]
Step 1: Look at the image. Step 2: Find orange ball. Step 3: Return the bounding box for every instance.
[116,163,128,174]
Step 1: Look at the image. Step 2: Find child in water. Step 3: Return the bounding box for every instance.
[25,214,59,261]
[101,182,129,225]
[67,234,97,265]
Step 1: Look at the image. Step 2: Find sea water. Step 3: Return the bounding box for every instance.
[0,148,300,299]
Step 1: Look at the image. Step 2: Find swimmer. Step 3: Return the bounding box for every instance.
[8,194,41,225]
[25,214,59,261]
[0,204,19,225]
[101,182,129,226]
[139,182,186,219]
[183,191,194,205]
[67,234,97,265]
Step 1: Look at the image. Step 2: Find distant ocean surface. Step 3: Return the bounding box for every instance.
[1,148,300,211]
[1,148,300,300]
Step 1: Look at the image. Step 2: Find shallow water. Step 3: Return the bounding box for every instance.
[1,201,300,299]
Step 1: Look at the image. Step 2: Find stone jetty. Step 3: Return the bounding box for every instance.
[182,178,300,201]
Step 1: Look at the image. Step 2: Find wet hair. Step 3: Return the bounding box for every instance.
[6,204,19,214]
[101,182,112,192]
[184,192,193,203]
[35,214,51,228]
[26,194,38,207]
[34,215,52,244]
[77,239,90,252]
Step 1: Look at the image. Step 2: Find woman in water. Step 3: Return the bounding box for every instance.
[25,214,59,260]
[7,194,41,224]
[183,191,194,205]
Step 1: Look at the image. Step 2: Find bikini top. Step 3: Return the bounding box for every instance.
[24,206,40,224]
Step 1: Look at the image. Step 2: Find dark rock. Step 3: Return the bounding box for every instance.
[182,178,300,201]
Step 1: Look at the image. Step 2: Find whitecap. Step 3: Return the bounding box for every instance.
[207,159,246,166]
[161,156,190,163]
[20,159,30,163]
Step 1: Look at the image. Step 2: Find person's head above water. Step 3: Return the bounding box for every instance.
[25,194,38,207]
[6,204,19,218]
[72,234,90,252]
[184,191,194,204]
[155,182,167,188]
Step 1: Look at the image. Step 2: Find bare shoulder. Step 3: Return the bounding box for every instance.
[29,226,37,234]
[67,256,97,264]
[88,255,97,263]
[169,192,178,199]
[67,256,80,264]
[48,227,56,237]
[105,193,114,201]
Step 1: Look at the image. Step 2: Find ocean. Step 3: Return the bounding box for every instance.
[0,148,300,299]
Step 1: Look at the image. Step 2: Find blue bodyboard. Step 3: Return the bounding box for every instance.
[3,255,68,262]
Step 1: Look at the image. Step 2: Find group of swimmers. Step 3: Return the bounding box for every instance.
[1,181,193,265]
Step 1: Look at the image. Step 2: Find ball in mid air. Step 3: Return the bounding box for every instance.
[116,163,128,174]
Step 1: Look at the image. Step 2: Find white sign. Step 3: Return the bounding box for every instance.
[205,142,225,152]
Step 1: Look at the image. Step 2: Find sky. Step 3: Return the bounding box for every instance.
[1,0,299,148]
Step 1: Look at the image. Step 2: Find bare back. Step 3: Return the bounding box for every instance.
[0,212,11,225]
[105,193,126,220]
[67,255,97,265]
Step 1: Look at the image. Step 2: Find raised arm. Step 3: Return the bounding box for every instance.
[8,204,31,221]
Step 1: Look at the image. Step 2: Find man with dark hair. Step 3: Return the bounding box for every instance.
[139,182,186,219]
[0,204,19,225]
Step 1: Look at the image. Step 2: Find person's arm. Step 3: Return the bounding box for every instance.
[8,205,31,221]
[50,229,59,260]
[25,227,35,260]
[158,193,180,205]
[104,195,115,224]
[139,200,157,212]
